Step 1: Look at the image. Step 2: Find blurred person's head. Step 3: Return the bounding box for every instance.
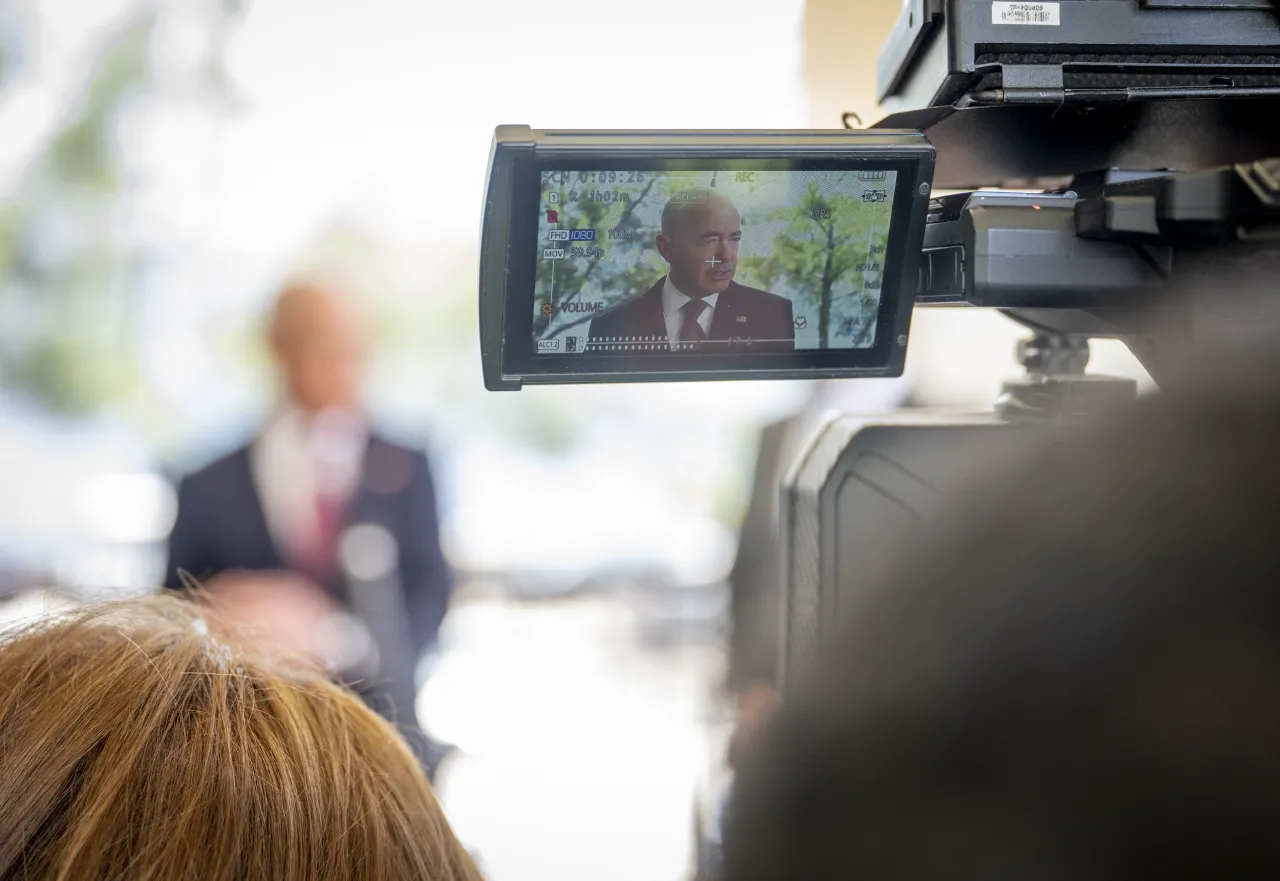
[0,594,482,881]
[725,372,1280,881]
[269,281,366,413]
[657,189,742,298]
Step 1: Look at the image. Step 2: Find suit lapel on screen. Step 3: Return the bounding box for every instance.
[709,283,747,342]
[620,278,666,343]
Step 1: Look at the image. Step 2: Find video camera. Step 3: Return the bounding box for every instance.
[776,0,1280,686]
[480,1,1280,694]
[481,0,1280,396]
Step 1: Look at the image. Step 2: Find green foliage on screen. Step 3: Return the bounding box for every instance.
[534,171,895,349]
[534,172,708,339]
[739,181,891,349]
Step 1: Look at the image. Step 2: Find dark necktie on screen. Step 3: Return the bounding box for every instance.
[680,298,709,346]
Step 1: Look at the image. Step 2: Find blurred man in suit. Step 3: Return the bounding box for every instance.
[588,189,795,351]
[165,281,453,775]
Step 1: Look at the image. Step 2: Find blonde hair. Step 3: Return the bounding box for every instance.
[0,594,483,881]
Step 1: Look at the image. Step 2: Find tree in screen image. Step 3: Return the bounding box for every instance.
[533,171,709,341]
[739,180,891,349]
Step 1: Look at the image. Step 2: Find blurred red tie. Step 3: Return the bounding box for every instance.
[294,479,348,585]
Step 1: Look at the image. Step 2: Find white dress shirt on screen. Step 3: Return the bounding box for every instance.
[661,277,719,350]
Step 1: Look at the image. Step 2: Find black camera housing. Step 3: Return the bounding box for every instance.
[875,0,1280,188]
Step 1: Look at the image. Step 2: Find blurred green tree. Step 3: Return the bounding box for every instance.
[0,16,152,413]
[0,3,237,416]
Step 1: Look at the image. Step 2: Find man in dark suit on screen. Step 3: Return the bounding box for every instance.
[587,188,795,351]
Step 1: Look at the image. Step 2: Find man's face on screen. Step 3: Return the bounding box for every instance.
[657,197,742,298]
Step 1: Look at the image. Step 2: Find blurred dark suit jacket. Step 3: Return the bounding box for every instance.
[164,434,452,664]
[587,277,795,351]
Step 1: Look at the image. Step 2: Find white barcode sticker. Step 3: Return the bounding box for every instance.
[992,2,1060,25]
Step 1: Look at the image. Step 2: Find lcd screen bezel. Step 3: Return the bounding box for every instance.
[480,129,935,389]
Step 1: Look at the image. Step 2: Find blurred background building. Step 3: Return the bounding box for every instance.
[0,1,1153,879]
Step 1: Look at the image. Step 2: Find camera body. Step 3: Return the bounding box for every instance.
[561,4,1280,874]
[779,411,1048,687]
[478,2,1280,694]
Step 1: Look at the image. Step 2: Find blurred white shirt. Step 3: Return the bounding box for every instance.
[250,404,368,558]
[662,278,718,350]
